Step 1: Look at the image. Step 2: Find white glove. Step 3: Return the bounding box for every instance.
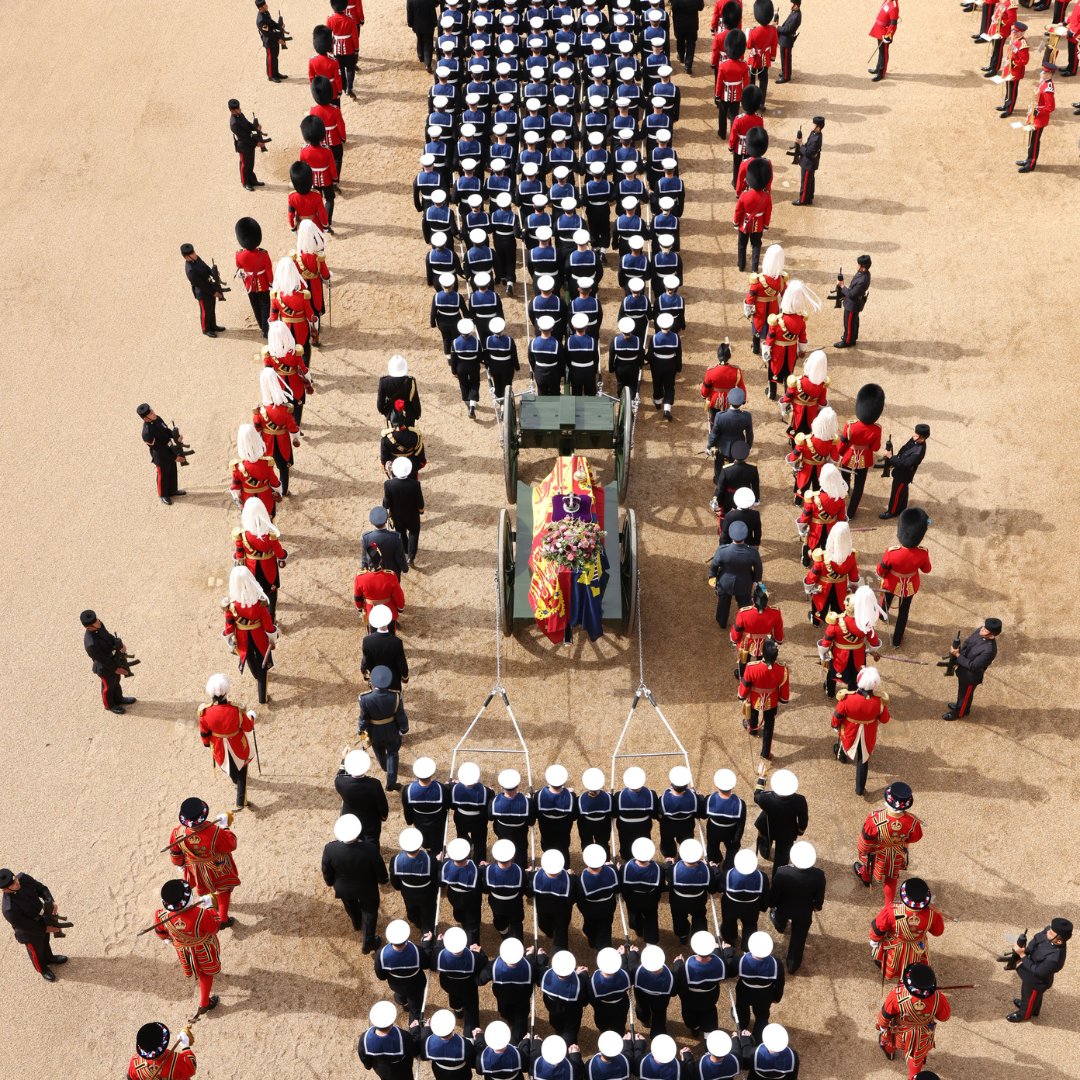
[803,582,819,596]
[246,709,257,721]
[267,631,280,647]
[231,492,243,509]
[199,895,215,909]
[817,644,830,663]
[216,813,230,827]
[796,522,809,538]
[176,1032,191,1050]
[797,344,807,358]
[742,302,753,319]
[226,634,238,654]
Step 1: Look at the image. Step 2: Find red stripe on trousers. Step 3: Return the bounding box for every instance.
[266,49,273,78]
[800,171,810,201]
[1027,128,1041,169]
[845,310,855,344]
[199,298,208,332]
[25,942,43,972]
[239,155,247,185]
[889,481,907,514]
[957,682,975,717]
[1022,987,1038,1019]
[881,43,890,76]
[156,466,164,496]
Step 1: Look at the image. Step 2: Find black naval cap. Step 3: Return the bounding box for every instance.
[812,115,825,127]
[136,1023,171,1060]
[255,0,268,7]
[1051,918,1073,941]
[857,254,872,268]
[80,609,98,626]
[0,869,14,889]
[371,665,394,689]
[984,617,1003,635]
[180,243,195,257]
[137,403,152,418]
[914,423,931,438]
[1013,21,1027,32]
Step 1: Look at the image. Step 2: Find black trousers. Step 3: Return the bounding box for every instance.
[238,147,258,188]
[413,30,434,68]
[269,443,290,501]
[737,231,762,273]
[395,521,420,561]
[586,209,612,251]
[752,707,778,760]
[717,99,738,138]
[679,987,719,1033]
[538,820,574,861]
[436,319,457,357]
[885,475,910,516]
[495,987,532,1043]
[659,818,695,859]
[536,900,572,952]
[797,166,816,205]
[720,897,761,950]
[456,370,481,404]
[593,998,630,1034]
[448,893,483,943]
[21,932,57,974]
[734,984,774,1040]
[844,466,868,516]
[1001,79,1019,115]
[670,896,708,941]
[154,456,179,498]
[1023,126,1043,169]
[872,40,891,76]
[444,978,481,1032]
[625,899,661,944]
[840,306,861,346]
[317,184,336,228]
[650,364,677,406]
[493,239,517,285]
[196,292,217,333]
[616,819,653,861]
[1016,977,1047,1019]
[715,590,752,629]
[248,290,271,336]
[489,899,525,941]
[614,366,641,399]
[985,39,1004,72]
[265,41,281,79]
[340,897,380,947]
[227,757,250,808]
[751,66,770,103]
[953,670,979,718]
[389,975,425,1021]
[881,592,913,647]
[676,31,698,70]
[580,902,616,949]
[771,912,812,973]
[331,142,344,177]
[99,670,123,709]
[635,991,670,1036]
[453,811,488,862]
[545,1001,584,1046]
[401,889,437,933]
[338,53,358,95]
[706,822,741,869]
[577,818,611,858]
[779,46,793,81]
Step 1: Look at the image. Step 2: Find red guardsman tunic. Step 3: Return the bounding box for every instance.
[744,272,786,336]
[198,700,256,773]
[877,544,932,599]
[729,605,784,661]
[223,599,277,673]
[832,686,890,758]
[805,550,860,619]
[253,402,299,463]
[230,456,281,517]
[233,527,287,591]
[127,1047,197,1080]
[819,612,880,676]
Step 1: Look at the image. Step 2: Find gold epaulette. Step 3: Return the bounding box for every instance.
[293,346,303,356]
[302,289,311,299]
[736,603,753,612]
[767,313,779,325]
[810,547,825,561]
[231,528,242,539]
[877,690,890,704]
[825,611,840,625]
[747,273,759,285]
[260,347,270,359]
[785,374,798,388]
[836,688,850,701]
[823,376,831,387]
[793,432,809,448]
[197,703,209,716]
[229,459,240,469]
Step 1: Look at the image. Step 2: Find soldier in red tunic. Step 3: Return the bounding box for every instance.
[700,339,747,424]
[231,423,282,519]
[1018,62,1056,172]
[736,125,772,196]
[764,280,818,401]
[309,24,343,100]
[154,879,222,1014]
[287,161,329,233]
[730,582,784,680]
[254,366,300,497]
[781,349,828,443]
[832,665,890,795]
[199,674,257,810]
[982,0,1018,77]
[869,0,899,81]
[996,21,1029,117]
[264,322,311,431]
[796,461,846,566]
[788,407,840,505]
[728,85,764,189]
[168,797,242,926]
[355,547,407,628]
[876,963,950,1079]
[715,29,750,138]
[223,566,279,704]
[293,219,332,341]
[235,496,287,618]
[327,0,360,99]
[299,116,338,233]
[128,1021,197,1080]
[743,243,786,357]
[747,0,778,101]
[854,781,923,906]
[234,216,274,339]
[877,507,932,647]
[818,584,882,698]
[311,75,347,177]
[738,638,789,760]
[804,520,859,626]
[839,383,885,517]
[269,256,317,363]
[870,877,945,983]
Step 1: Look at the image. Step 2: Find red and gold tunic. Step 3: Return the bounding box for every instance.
[819,612,880,675]
[839,418,882,472]
[832,687,890,758]
[154,904,222,979]
[738,660,790,713]
[870,901,945,981]
[876,544,932,599]
[353,568,406,622]
[169,822,241,895]
[782,374,828,437]
[223,599,277,672]
[198,700,256,773]
[729,605,784,661]
[233,527,287,591]
[269,288,316,346]
[744,272,787,335]
[230,456,281,517]
[253,402,299,464]
[857,808,923,883]
[127,1047,197,1080]
[788,433,841,498]
[988,0,1017,39]
[877,985,950,1065]
[798,489,847,552]
[700,362,747,414]
[764,312,807,380]
[291,249,331,313]
[805,550,860,618]
[262,345,310,406]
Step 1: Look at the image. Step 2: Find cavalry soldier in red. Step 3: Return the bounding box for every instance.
[869,877,945,983]
[327,0,360,99]
[877,507,932,647]
[287,161,329,233]
[868,0,899,81]
[764,280,818,400]
[831,665,890,795]
[299,118,338,234]
[787,407,840,504]
[153,879,222,1015]
[199,674,257,809]
[818,584,882,698]
[223,566,279,705]
[854,781,923,907]
[311,76,347,177]
[738,637,790,760]
[700,339,747,423]
[254,366,300,498]
[743,243,786,356]
[996,21,1029,118]
[876,963,950,1079]
[269,256,317,362]
[1018,61,1056,172]
[293,220,332,340]
[168,797,241,927]
[730,582,784,680]
[804,521,859,626]
[234,496,287,620]
[127,1021,197,1080]
[231,423,282,519]
[234,216,274,338]
[264,322,311,432]
[839,383,884,518]
[781,350,828,443]
[796,461,847,566]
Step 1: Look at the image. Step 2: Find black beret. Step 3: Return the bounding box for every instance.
[80,609,98,626]
[1051,918,1073,942]
[227,98,240,110]
[136,403,152,418]
[180,243,195,256]
[984,617,1002,635]
[0,869,14,889]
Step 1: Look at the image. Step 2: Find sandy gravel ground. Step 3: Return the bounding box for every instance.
[0,1,1077,1076]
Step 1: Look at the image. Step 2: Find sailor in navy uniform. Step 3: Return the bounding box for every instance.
[577,844,621,949]
[703,771,745,870]
[541,950,592,1046]
[529,317,566,395]
[451,761,492,862]
[667,839,717,944]
[577,768,614,856]
[658,766,700,857]
[697,1031,741,1080]
[389,828,438,933]
[484,838,529,940]
[720,848,770,951]
[358,1000,420,1080]
[475,1021,525,1080]
[616,767,659,859]
[441,837,483,943]
[431,926,488,1033]
[490,770,534,867]
[402,757,450,852]
[735,931,784,1040]
[631,944,675,1036]
[431,272,466,358]
[421,1009,475,1080]
[585,1031,638,1080]
[748,1024,799,1079]
[531,849,575,953]
[608,316,645,399]
[374,923,429,1023]
[591,947,633,1034]
[621,837,666,945]
[481,936,539,1043]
